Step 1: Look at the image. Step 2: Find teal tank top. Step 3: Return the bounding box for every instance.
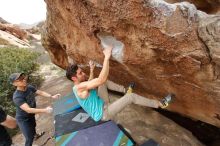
[73,86,104,121]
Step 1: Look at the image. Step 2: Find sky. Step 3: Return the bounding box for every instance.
[0,0,46,24]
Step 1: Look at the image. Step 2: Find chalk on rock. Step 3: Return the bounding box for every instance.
[98,34,124,63]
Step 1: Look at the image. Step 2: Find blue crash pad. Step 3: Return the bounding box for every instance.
[55,121,134,146]
[54,108,104,137]
[53,93,81,116]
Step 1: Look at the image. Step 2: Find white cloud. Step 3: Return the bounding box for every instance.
[0,0,46,24]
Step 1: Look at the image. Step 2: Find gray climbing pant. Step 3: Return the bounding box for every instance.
[98,80,160,121]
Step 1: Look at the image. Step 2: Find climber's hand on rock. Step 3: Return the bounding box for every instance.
[89,60,95,71]
[103,45,113,60]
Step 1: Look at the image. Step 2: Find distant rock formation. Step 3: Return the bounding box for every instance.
[0,23,27,40]
[42,0,220,127]
[0,17,9,24]
[0,18,43,48]
[0,30,30,48]
[26,21,44,34]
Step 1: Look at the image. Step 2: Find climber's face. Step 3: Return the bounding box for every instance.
[75,68,87,82]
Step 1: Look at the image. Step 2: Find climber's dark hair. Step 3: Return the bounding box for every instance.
[66,64,78,81]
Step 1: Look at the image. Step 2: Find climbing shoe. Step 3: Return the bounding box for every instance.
[160,93,174,108]
[126,82,135,94]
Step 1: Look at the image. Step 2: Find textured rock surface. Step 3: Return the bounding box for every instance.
[0,30,30,48]
[165,0,220,14]
[0,17,9,24]
[0,19,41,48]
[25,21,45,34]
[0,23,27,40]
[42,0,220,127]
[198,16,220,65]
[0,22,30,48]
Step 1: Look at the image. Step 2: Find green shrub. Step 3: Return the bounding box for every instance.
[0,47,41,116]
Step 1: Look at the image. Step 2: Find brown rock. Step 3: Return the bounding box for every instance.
[25,21,45,34]
[165,0,220,14]
[0,30,30,48]
[0,17,9,24]
[0,23,27,40]
[42,0,220,127]
[198,16,220,65]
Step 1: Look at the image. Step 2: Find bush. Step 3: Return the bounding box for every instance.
[0,47,41,116]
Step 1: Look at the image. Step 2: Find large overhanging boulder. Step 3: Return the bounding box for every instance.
[42,0,220,127]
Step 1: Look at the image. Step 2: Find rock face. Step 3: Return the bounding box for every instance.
[0,17,41,48]
[0,30,30,48]
[23,21,45,34]
[198,16,220,65]
[0,17,9,24]
[165,0,220,14]
[0,23,27,40]
[0,22,30,48]
[42,0,220,127]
